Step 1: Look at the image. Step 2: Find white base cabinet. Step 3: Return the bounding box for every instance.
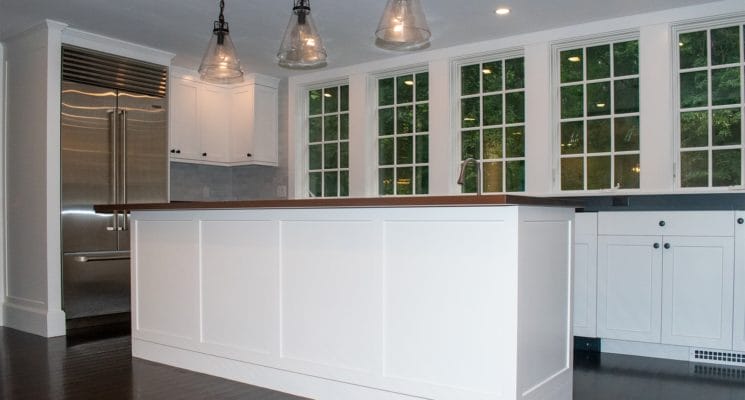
[168,69,279,166]
[573,213,598,337]
[130,205,575,400]
[734,211,745,352]
[596,211,737,351]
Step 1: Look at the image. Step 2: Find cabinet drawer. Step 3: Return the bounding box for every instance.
[598,211,734,236]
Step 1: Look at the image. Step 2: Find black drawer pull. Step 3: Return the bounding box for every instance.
[653,243,660,249]
[664,243,671,249]
[738,218,744,225]
[659,220,666,227]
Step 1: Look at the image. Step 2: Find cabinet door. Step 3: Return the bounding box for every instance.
[597,235,662,343]
[573,213,598,338]
[198,86,230,163]
[735,212,745,351]
[169,79,202,160]
[661,236,734,349]
[229,86,253,163]
[248,84,278,165]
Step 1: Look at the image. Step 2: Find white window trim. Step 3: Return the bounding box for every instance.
[451,49,527,194]
[551,30,642,194]
[672,14,745,192]
[370,64,430,196]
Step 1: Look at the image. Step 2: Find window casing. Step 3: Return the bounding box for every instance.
[307,84,349,197]
[457,55,526,193]
[377,71,429,196]
[676,22,745,188]
[556,38,641,191]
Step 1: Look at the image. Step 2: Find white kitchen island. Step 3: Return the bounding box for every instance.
[105,196,575,400]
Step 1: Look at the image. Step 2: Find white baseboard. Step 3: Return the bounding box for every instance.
[3,299,66,337]
[133,339,426,400]
[601,338,691,361]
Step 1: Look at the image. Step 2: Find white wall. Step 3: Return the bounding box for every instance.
[2,20,66,337]
[0,41,6,327]
[287,0,745,199]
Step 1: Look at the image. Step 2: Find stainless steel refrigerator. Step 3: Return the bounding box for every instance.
[61,47,168,322]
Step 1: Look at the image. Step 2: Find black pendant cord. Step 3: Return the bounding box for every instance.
[294,0,310,25]
[215,0,228,45]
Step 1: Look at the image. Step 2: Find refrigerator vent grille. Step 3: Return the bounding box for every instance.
[62,45,168,98]
[690,348,745,367]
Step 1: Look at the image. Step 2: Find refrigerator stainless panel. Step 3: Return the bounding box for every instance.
[62,252,131,319]
[61,81,118,253]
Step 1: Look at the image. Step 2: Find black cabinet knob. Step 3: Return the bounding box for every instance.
[653,243,660,249]
[202,152,207,157]
[170,149,176,153]
[738,218,744,225]
[176,149,181,154]
[659,220,666,227]
[664,243,671,249]
[247,153,252,157]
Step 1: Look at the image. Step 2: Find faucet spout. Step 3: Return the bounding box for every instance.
[457,158,481,195]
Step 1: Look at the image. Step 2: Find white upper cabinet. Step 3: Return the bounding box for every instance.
[169,70,279,166]
[229,80,279,166]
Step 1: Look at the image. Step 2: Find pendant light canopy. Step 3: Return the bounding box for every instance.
[277,0,327,69]
[375,0,431,51]
[199,0,244,84]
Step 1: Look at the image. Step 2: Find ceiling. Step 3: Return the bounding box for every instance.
[0,0,720,78]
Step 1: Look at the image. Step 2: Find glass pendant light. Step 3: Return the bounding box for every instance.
[277,0,327,69]
[198,0,244,84]
[375,0,431,51]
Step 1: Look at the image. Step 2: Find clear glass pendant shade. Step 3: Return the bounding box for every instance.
[198,1,243,84]
[375,0,431,51]
[277,0,327,69]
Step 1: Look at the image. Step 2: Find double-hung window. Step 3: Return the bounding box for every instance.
[377,71,429,195]
[676,22,744,188]
[458,55,526,193]
[307,84,349,197]
[557,38,640,191]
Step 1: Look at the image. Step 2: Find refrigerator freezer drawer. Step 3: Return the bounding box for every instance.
[63,251,131,319]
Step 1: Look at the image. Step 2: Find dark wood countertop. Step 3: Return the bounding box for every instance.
[94,195,581,213]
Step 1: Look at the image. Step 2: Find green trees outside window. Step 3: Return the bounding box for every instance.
[558,39,641,191]
[459,56,526,193]
[308,84,350,197]
[378,72,429,195]
[678,24,744,188]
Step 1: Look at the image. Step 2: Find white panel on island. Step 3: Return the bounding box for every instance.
[129,203,575,400]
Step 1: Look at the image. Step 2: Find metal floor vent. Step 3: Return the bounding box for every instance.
[690,348,745,367]
[691,364,745,381]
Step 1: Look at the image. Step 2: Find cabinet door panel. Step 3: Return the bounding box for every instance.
[735,212,745,351]
[597,235,662,343]
[249,84,278,164]
[169,80,201,160]
[199,86,230,163]
[662,236,734,349]
[229,87,253,162]
[574,233,598,337]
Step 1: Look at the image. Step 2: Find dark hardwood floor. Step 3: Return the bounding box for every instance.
[2,326,745,399]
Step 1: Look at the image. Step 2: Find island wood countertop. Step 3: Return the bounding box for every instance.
[94,195,581,213]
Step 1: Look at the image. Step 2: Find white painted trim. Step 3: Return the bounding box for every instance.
[3,298,65,337]
[0,41,5,327]
[61,25,174,66]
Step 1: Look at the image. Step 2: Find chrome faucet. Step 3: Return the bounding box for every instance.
[457,157,481,195]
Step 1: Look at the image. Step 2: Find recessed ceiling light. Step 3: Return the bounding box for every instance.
[568,56,581,62]
[495,8,511,15]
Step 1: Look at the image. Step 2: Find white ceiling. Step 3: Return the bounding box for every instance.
[0,0,720,78]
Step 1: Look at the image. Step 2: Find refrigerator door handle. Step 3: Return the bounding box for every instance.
[108,110,118,232]
[70,251,131,263]
[120,109,129,231]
